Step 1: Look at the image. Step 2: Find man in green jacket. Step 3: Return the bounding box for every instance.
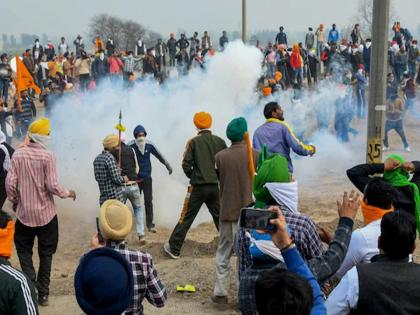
[0,210,38,314]
[164,112,227,259]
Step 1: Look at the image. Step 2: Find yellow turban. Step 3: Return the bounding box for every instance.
[193,112,212,129]
[99,200,133,241]
[103,134,119,150]
[29,118,51,136]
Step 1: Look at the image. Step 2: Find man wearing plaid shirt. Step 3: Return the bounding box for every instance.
[94,135,129,205]
[93,199,166,314]
[236,192,359,315]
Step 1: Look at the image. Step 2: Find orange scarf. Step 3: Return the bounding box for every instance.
[360,200,394,225]
[0,221,14,258]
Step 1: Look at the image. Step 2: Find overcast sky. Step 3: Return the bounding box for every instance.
[1,0,419,39]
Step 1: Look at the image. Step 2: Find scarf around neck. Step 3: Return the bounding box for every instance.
[360,199,394,226]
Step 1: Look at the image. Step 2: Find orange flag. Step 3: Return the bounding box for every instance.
[14,55,41,111]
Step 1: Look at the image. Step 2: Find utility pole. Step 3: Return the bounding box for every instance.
[366,0,390,164]
[242,0,247,43]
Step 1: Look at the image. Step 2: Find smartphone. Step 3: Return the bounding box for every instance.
[96,217,104,244]
[240,208,278,232]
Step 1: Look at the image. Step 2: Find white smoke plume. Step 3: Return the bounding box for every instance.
[48,40,380,228]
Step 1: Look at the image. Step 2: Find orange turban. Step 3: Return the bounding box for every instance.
[0,220,14,258]
[194,112,212,129]
[274,71,282,82]
[262,86,272,97]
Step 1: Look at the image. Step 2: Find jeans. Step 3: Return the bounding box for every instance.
[121,184,144,236]
[267,63,275,78]
[293,68,303,87]
[14,216,59,297]
[16,120,31,140]
[408,62,417,79]
[317,41,324,57]
[79,74,90,92]
[356,88,366,118]
[383,119,409,148]
[0,79,9,103]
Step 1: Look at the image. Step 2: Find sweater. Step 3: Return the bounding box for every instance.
[130,140,170,180]
[253,118,314,173]
[215,143,259,221]
[182,130,227,185]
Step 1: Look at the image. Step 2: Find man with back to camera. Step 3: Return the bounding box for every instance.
[253,102,316,173]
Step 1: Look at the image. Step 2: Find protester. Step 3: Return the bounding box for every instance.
[105,37,115,57]
[73,35,84,58]
[167,33,177,67]
[130,125,172,234]
[383,98,410,151]
[255,207,326,315]
[89,200,167,314]
[74,50,91,92]
[219,31,229,51]
[0,54,12,105]
[155,38,167,72]
[363,39,372,74]
[275,26,288,46]
[408,40,418,79]
[212,117,259,305]
[347,155,420,221]
[111,133,146,244]
[93,134,128,205]
[13,90,37,139]
[201,31,212,54]
[176,48,190,76]
[253,102,315,173]
[316,24,325,57]
[93,36,104,53]
[135,37,147,57]
[326,210,420,314]
[108,51,124,81]
[122,51,138,83]
[290,43,304,87]
[0,99,13,143]
[0,131,13,208]
[92,49,109,84]
[58,37,69,56]
[328,24,340,44]
[74,247,134,315]
[0,209,38,314]
[335,177,395,278]
[305,27,315,50]
[6,118,76,306]
[350,24,363,45]
[353,64,367,118]
[164,112,226,259]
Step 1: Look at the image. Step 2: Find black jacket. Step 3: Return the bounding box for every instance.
[113,143,137,181]
[92,58,109,79]
[347,162,420,215]
[176,38,190,50]
[0,257,38,314]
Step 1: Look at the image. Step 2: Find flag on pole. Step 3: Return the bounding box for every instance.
[13,55,41,111]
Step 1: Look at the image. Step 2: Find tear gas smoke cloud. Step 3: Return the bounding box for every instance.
[49,41,373,228]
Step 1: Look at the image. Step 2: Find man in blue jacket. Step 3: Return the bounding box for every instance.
[275,26,288,47]
[131,125,172,233]
[328,24,340,45]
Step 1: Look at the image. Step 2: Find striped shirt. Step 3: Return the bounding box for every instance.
[6,143,69,227]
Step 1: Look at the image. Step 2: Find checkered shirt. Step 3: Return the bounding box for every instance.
[107,241,167,315]
[236,216,354,315]
[93,150,124,205]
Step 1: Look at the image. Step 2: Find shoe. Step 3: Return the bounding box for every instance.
[211,295,228,305]
[38,295,49,307]
[148,227,157,233]
[405,146,412,152]
[383,146,390,151]
[138,235,147,246]
[163,241,179,259]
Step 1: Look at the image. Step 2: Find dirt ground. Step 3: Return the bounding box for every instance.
[5,114,420,315]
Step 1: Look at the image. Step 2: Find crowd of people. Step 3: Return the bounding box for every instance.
[0,20,419,315]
